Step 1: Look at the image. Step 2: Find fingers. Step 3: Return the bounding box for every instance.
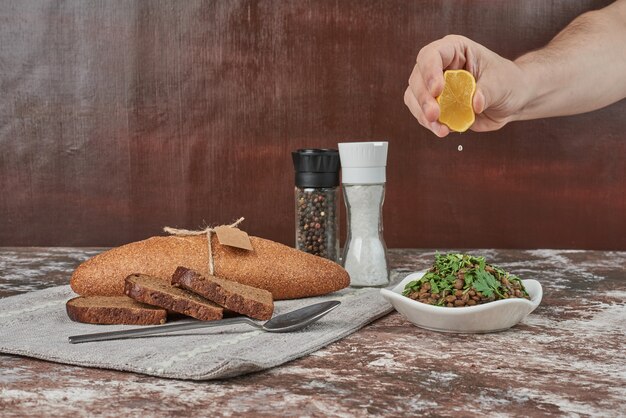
[415,47,445,99]
[415,35,467,98]
[404,87,450,138]
[408,64,440,123]
[403,87,428,126]
[433,119,450,137]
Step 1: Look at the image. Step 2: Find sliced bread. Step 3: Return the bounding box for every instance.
[124,273,223,321]
[172,266,274,320]
[66,296,167,325]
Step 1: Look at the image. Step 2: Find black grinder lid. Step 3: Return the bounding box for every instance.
[292,149,340,188]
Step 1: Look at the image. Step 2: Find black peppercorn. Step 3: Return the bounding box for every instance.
[294,187,339,261]
[293,148,340,262]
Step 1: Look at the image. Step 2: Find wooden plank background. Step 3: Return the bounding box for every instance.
[0,0,624,249]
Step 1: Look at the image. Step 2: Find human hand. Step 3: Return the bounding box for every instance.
[404,35,529,137]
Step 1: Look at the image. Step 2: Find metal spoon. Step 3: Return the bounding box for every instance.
[68,300,341,344]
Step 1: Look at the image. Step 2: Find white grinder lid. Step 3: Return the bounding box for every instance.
[338,141,388,184]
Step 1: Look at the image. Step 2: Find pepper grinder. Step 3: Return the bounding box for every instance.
[338,141,389,287]
[292,149,340,262]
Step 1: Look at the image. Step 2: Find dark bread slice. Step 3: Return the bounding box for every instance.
[124,273,223,321]
[172,266,274,320]
[66,296,167,325]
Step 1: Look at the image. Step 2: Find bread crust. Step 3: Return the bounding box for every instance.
[172,267,274,320]
[70,235,350,300]
[66,296,167,325]
[124,273,223,321]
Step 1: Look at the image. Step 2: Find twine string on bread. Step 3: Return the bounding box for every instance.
[163,217,245,275]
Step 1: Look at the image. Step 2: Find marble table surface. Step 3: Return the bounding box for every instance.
[0,248,625,417]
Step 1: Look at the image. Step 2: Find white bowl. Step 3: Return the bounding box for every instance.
[380,271,542,333]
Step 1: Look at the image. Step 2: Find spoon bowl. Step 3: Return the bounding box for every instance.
[262,300,341,332]
[68,300,341,344]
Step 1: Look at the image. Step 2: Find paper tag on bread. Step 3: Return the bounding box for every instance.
[214,226,253,251]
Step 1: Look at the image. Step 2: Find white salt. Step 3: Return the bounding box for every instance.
[342,184,389,287]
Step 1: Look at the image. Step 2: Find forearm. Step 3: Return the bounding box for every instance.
[513,1,626,121]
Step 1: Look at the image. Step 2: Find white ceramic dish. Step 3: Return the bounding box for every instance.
[380,271,542,333]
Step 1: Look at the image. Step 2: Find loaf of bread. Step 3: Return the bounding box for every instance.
[124,273,223,321]
[70,234,349,300]
[66,296,167,325]
[172,266,274,320]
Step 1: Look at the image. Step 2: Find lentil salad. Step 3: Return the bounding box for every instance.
[403,253,530,307]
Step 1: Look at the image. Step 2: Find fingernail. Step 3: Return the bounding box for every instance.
[430,121,440,134]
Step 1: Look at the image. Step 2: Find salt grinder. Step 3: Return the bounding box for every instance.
[338,141,389,287]
[292,149,340,262]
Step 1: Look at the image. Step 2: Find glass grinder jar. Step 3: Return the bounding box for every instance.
[338,141,389,287]
[292,149,340,262]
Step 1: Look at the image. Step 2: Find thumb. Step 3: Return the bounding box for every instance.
[473,88,487,115]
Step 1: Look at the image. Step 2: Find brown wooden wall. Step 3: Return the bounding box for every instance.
[1,0,624,249]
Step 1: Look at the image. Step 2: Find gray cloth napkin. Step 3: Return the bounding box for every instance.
[0,281,395,380]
